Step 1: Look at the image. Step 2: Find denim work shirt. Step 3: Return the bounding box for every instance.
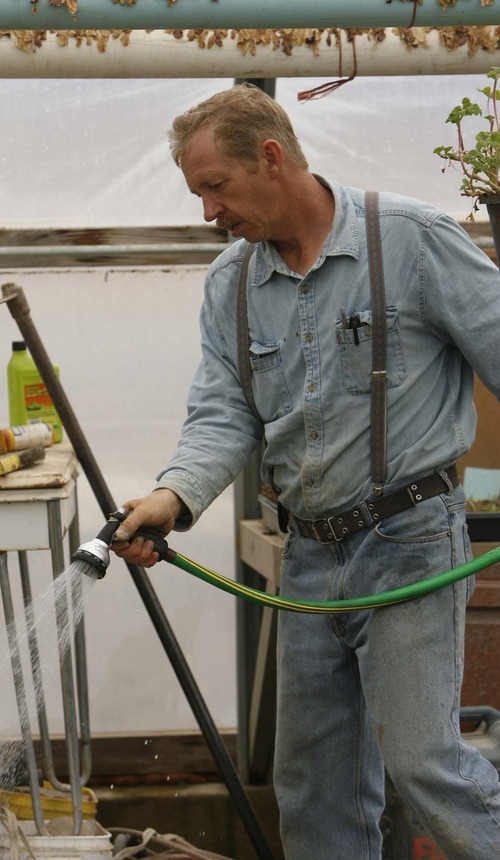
[156,180,500,527]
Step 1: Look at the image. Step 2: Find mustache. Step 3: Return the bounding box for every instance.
[216,217,237,230]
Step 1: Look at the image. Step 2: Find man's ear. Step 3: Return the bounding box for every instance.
[261,139,283,177]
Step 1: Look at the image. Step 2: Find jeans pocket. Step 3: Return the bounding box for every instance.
[360,495,459,594]
[374,494,451,544]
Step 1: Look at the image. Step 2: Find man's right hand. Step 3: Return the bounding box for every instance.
[110,488,186,568]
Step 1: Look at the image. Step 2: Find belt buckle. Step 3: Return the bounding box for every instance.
[312,516,344,544]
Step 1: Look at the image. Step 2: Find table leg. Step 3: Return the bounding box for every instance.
[0,551,48,835]
[48,500,82,835]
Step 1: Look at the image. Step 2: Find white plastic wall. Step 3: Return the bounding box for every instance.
[0,75,491,226]
[0,74,491,739]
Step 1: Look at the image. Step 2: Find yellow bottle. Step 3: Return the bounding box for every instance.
[7,341,63,443]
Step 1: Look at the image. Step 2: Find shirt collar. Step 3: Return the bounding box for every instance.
[252,178,360,287]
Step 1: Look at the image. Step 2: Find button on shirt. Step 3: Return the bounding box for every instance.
[156,180,500,526]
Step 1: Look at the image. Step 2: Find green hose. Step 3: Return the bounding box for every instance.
[167,545,500,613]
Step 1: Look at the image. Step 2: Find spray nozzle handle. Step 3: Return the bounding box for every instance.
[94,510,174,562]
[131,527,172,562]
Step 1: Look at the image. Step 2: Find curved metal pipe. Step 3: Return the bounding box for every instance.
[1,0,498,31]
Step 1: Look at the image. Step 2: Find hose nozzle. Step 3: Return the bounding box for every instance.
[72,508,173,580]
[71,507,127,579]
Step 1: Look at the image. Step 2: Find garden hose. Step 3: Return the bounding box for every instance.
[75,514,500,613]
[168,543,500,613]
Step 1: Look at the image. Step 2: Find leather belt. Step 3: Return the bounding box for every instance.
[287,464,459,544]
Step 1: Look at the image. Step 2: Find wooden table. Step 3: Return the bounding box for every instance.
[0,441,79,550]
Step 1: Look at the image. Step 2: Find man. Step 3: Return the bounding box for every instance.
[112,84,500,859]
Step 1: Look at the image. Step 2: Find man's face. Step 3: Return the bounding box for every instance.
[180,126,279,243]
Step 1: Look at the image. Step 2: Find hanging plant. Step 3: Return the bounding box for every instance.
[434,67,500,219]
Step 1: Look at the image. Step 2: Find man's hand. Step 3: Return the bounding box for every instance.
[111,488,186,568]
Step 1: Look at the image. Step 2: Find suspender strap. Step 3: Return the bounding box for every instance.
[365,190,388,495]
[237,242,285,520]
[237,242,260,422]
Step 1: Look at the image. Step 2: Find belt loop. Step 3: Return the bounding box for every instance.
[359,500,375,526]
[436,466,454,493]
[277,501,289,534]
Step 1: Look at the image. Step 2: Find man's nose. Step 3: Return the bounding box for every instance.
[202,194,224,223]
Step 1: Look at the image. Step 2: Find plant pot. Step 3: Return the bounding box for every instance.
[481,195,500,267]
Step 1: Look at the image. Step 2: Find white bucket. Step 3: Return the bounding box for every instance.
[0,818,113,860]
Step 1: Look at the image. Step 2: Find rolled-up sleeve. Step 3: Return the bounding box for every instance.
[155,263,263,529]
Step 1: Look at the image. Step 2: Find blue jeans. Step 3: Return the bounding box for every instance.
[274,484,500,859]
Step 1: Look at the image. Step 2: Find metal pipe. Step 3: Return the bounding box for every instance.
[68,500,93,789]
[484,196,500,265]
[1,281,277,860]
[18,551,70,795]
[1,28,499,79]
[0,552,49,836]
[0,244,229,259]
[1,0,498,30]
[48,500,83,835]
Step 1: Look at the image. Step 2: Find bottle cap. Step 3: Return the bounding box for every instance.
[12,341,26,351]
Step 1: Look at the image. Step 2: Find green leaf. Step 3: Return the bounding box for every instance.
[435,67,500,204]
[446,98,482,124]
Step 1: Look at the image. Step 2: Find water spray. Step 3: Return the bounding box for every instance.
[73,512,500,613]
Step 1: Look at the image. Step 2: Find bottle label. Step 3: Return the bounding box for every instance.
[8,423,53,450]
[24,382,54,416]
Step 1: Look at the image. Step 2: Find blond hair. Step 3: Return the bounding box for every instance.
[169,83,308,169]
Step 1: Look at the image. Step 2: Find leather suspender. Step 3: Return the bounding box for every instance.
[236,190,388,495]
[237,241,259,421]
[365,190,388,495]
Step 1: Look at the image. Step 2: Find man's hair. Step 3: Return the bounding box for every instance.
[169,84,308,169]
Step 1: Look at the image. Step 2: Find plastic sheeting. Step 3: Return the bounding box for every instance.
[0,74,491,227]
[0,74,492,736]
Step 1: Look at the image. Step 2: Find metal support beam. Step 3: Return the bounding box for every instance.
[1,0,499,31]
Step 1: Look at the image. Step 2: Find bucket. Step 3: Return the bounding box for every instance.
[2,783,98,822]
[381,707,500,860]
[0,818,113,860]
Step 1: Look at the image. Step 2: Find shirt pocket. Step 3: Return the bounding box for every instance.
[335,306,407,395]
[249,341,293,422]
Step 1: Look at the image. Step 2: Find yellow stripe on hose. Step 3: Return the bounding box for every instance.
[169,546,500,614]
